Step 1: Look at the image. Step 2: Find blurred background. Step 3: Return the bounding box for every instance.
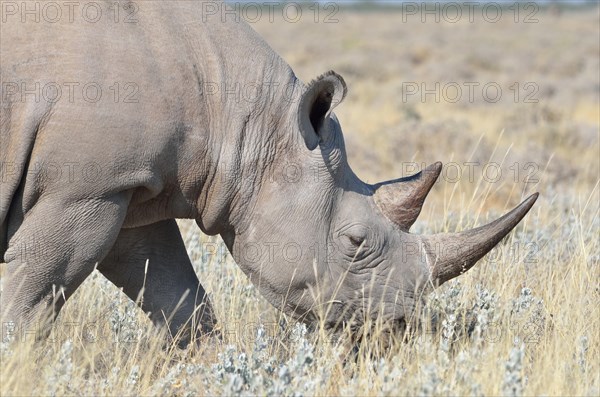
[244,0,599,225]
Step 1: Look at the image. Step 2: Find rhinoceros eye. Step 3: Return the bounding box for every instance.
[348,235,364,247]
[339,224,370,253]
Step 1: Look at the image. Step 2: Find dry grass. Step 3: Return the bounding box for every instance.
[1,5,599,396]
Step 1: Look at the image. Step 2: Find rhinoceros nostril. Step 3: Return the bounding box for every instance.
[391,317,407,335]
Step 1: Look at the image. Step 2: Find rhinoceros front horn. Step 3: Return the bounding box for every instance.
[422,193,539,286]
[373,163,538,286]
[373,162,443,231]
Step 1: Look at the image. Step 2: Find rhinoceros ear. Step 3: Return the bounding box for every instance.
[298,71,347,150]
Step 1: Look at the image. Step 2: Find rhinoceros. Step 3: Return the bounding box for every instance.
[0,1,537,345]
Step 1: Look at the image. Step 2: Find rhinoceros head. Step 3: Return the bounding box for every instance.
[224,71,537,334]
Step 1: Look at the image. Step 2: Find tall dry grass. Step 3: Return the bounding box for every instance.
[1,182,597,395]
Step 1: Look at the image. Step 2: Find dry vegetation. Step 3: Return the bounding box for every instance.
[1,3,599,396]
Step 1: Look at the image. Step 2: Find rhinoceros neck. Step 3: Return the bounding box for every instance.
[182,17,301,236]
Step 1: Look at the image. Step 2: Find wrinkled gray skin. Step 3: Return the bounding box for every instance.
[0,1,537,345]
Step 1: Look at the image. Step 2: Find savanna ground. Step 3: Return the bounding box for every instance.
[1,2,599,396]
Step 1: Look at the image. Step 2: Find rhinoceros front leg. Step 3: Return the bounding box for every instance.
[97,219,217,347]
[1,193,131,341]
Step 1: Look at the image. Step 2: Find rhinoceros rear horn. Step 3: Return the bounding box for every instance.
[299,71,347,150]
[422,193,539,286]
[373,162,443,231]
